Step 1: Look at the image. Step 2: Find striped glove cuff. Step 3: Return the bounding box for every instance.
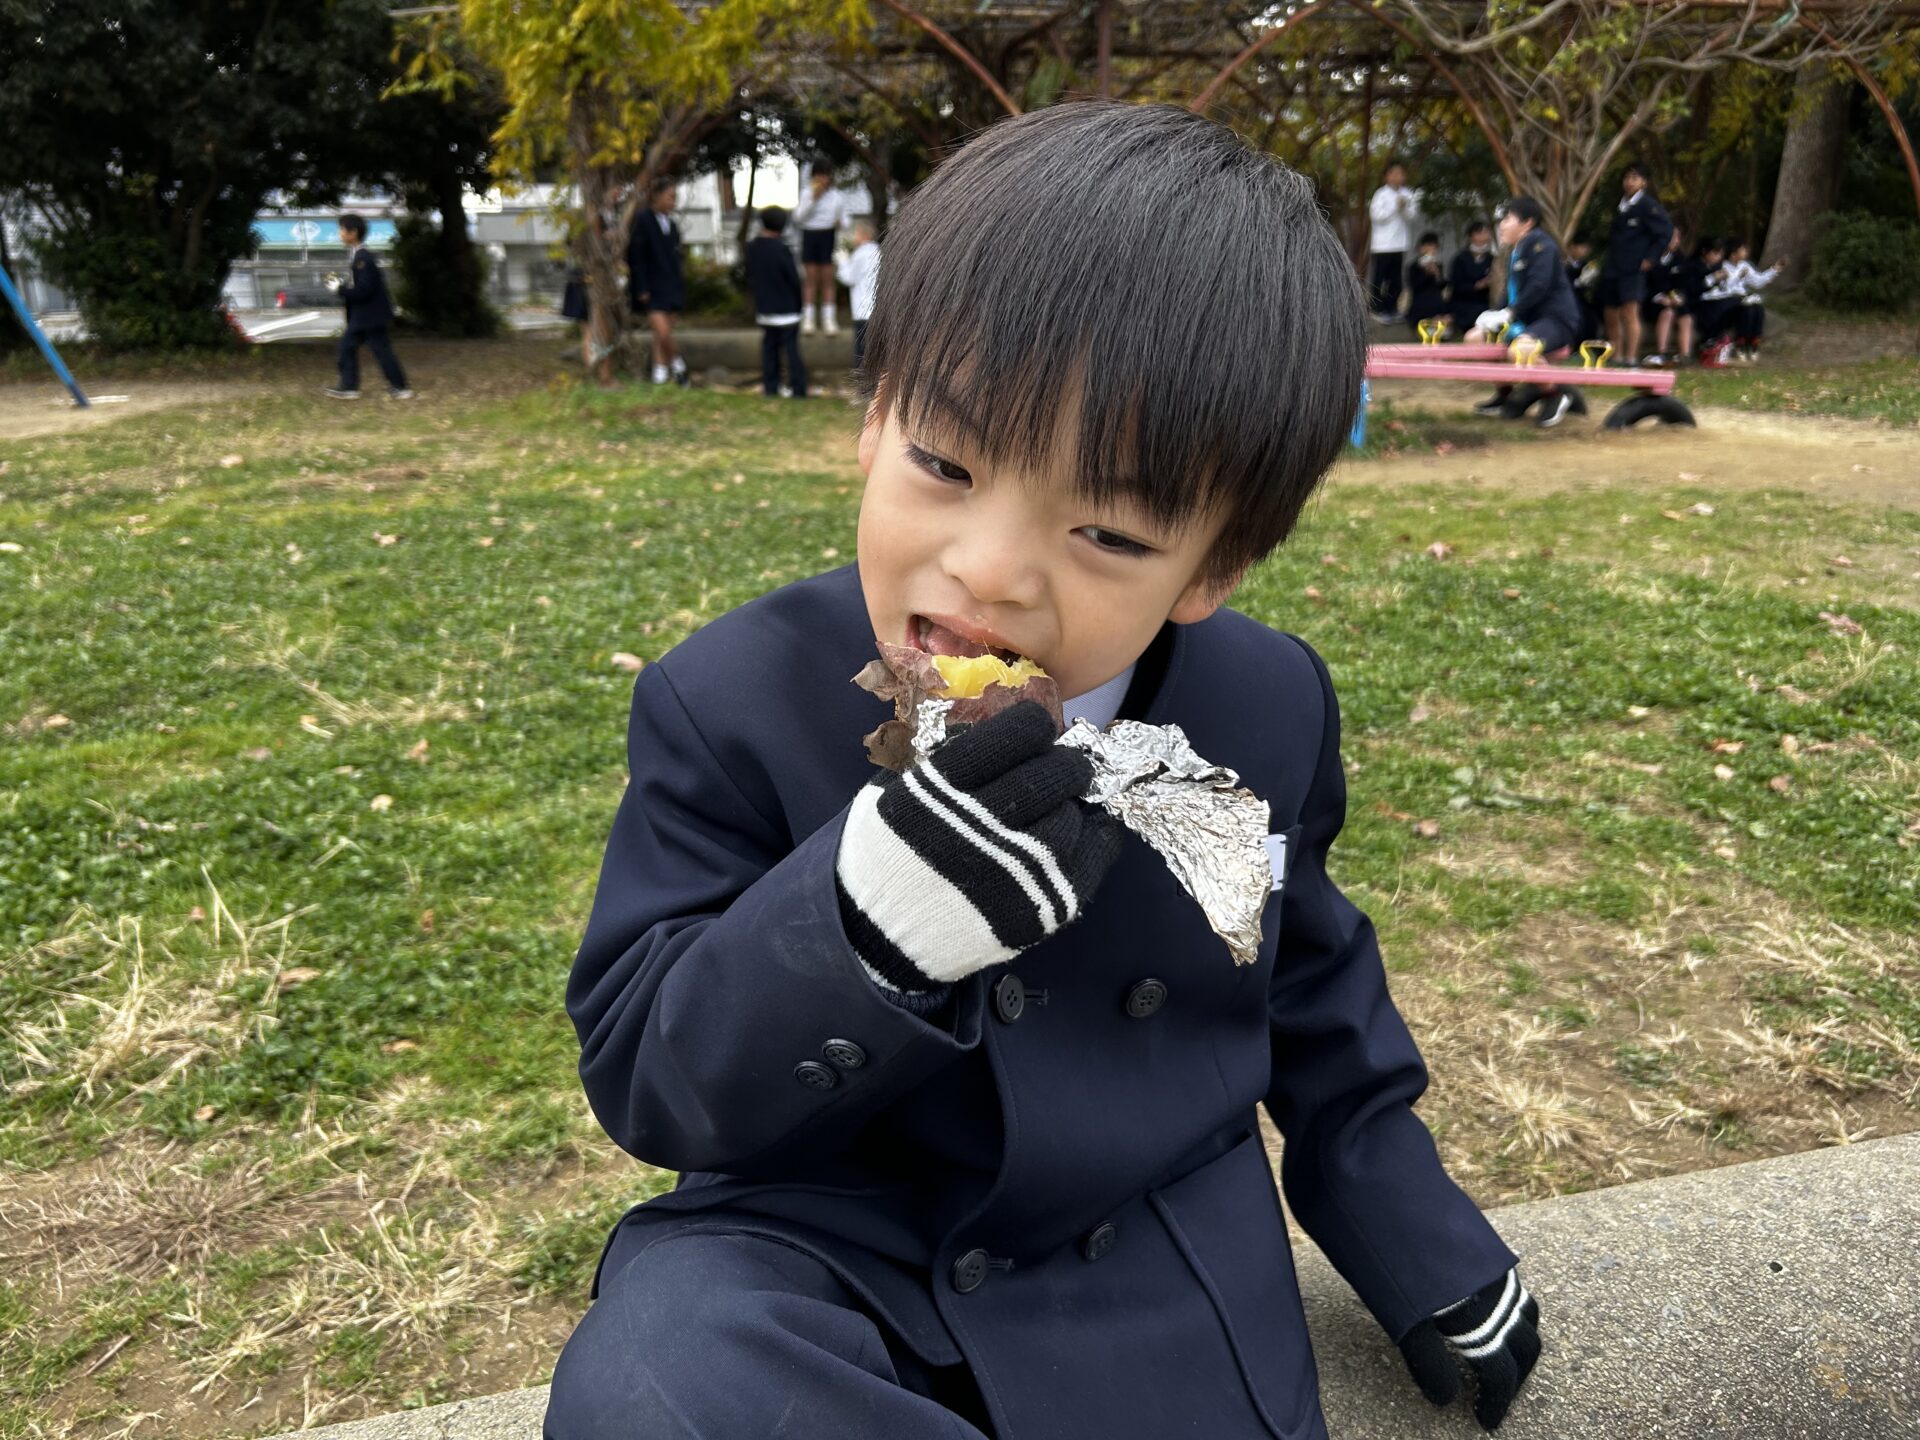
[835,702,1121,992]
[1398,1267,1542,1431]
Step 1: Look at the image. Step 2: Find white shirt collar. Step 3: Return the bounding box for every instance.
[1061,663,1136,732]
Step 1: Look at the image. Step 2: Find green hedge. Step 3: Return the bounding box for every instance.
[1806,210,1920,312]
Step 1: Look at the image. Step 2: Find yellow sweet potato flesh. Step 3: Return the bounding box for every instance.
[930,653,1047,699]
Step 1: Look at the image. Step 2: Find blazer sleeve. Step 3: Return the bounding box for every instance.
[1262,639,1517,1341]
[567,663,984,1178]
[1646,200,1675,263]
[1511,236,1556,322]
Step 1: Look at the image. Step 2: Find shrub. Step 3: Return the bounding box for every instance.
[1806,210,1920,312]
[682,251,749,320]
[390,212,502,337]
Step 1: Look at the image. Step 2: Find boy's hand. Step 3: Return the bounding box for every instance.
[1397,1268,1541,1432]
[835,701,1122,991]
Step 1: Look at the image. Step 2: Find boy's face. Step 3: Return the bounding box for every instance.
[1496,212,1526,248]
[1567,241,1589,261]
[1623,171,1646,196]
[338,225,354,247]
[855,399,1234,701]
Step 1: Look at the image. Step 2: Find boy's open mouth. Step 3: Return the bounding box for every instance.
[909,614,1021,663]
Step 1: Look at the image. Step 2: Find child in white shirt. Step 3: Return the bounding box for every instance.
[835,219,881,372]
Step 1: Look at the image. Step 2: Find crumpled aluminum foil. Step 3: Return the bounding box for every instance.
[909,700,1272,966]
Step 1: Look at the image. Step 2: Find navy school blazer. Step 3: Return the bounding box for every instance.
[568,564,1516,1440]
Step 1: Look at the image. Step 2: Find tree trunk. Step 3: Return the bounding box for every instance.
[865,134,893,236]
[433,165,487,329]
[570,88,631,388]
[1761,63,1851,288]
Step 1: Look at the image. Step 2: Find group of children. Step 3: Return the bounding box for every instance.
[1398,163,1778,369]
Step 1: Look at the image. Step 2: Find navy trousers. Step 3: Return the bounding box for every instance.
[337,324,407,392]
[760,323,807,397]
[1367,251,1404,318]
[544,1229,994,1439]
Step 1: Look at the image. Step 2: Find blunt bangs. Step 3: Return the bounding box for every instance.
[858,101,1366,585]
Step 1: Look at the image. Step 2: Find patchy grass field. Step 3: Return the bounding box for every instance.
[3,337,1918,1436]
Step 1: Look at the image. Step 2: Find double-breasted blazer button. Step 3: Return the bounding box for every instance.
[821,1038,866,1070]
[992,973,1025,1024]
[952,1248,990,1294]
[793,1060,839,1090]
[1124,978,1167,1018]
[1081,1221,1117,1262]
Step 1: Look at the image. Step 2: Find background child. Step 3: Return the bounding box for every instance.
[1563,235,1601,344]
[1643,227,1697,366]
[627,177,690,387]
[325,213,411,401]
[1721,239,1779,363]
[835,217,882,372]
[546,101,1538,1440]
[746,205,807,399]
[1692,237,1740,363]
[792,162,854,334]
[1470,195,1583,427]
[1367,159,1419,322]
[1405,230,1448,334]
[1596,161,1673,366]
[1447,220,1495,341]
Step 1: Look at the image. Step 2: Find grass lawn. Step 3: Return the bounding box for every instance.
[3,338,1918,1435]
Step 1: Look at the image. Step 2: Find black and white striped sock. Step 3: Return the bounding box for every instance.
[835,703,1121,992]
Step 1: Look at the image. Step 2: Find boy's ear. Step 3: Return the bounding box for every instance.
[1168,563,1248,626]
[857,401,886,476]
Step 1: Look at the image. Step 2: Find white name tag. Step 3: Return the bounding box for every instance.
[1263,833,1290,893]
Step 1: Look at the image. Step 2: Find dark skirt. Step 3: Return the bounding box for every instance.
[560,273,588,320]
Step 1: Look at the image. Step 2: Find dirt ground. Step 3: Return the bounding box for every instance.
[1353,380,1920,512]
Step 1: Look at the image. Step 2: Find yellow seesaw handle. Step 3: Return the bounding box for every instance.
[1417,317,1449,345]
[1580,340,1614,370]
[1509,335,1545,367]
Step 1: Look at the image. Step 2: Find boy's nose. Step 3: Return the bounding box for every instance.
[944,533,1044,611]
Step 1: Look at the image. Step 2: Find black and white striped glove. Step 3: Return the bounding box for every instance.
[1398,1268,1541,1432]
[835,701,1122,993]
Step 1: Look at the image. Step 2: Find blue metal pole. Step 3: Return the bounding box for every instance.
[1347,378,1368,449]
[0,260,89,407]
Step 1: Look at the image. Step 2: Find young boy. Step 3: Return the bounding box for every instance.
[835,217,882,372]
[1563,234,1601,344]
[1469,195,1583,427]
[1366,159,1419,323]
[745,205,807,400]
[1642,228,1697,366]
[1720,239,1779,363]
[325,214,412,401]
[1447,220,1495,341]
[546,103,1538,1440]
[1405,230,1448,334]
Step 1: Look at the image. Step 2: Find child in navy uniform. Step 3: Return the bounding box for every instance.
[1447,221,1496,341]
[546,103,1539,1440]
[1468,195,1584,427]
[745,205,807,399]
[1596,162,1673,366]
[325,214,412,400]
[1405,230,1449,334]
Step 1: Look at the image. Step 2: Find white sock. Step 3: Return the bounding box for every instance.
[670,355,687,374]
[652,364,668,384]
[824,303,838,330]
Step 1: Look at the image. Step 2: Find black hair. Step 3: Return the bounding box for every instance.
[650,176,676,198]
[1467,218,1492,236]
[1622,160,1650,182]
[338,212,367,241]
[1726,236,1750,253]
[858,101,1364,587]
[1697,234,1723,255]
[759,205,789,234]
[1504,195,1546,229]
[1417,230,1440,247]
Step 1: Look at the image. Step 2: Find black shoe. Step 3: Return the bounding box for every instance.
[1472,394,1508,416]
[1537,391,1575,428]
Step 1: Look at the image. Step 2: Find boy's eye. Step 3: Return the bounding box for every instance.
[1079,526,1153,558]
[904,443,970,484]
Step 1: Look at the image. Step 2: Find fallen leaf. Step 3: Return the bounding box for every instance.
[1303,586,1325,602]
[1713,844,1738,860]
[1776,684,1814,705]
[1709,739,1745,754]
[1830,555,1853,568]
[1425,541,1454,560]
[1320,554,1339,567]
[382,1039,419,1054]
[418,909,435,932]
[373,531,399,546]
[821,547,840,560]
[1677,471,1703,481]
[1501,588,1521,600]
[611,652,646,672]
[368,793,394,812]
[630,536,649,549]
[188,905,207,921]
[1408,704,1432,724]
[1412,819,1441,839]
[43,713,71,729]
[1433,440,1455,455]
[1851,464,1875,473]
[1689,502,1715,516]
[276,967,322,988]
[1627,705,1652,719]
[299,714,334,738]
[535,595,553,607]
[194,1105,218,1122]
[1818,611,1862,636]
[1768,775,1792,793]
[475,535,495,548]
[219,454,244,468]
[1660,509,1687,522]
[0,541,22,554]
[1780,734,1801,756]
[406,738,430,762]
[1713,764,1736,781]
[242,746,273,761]
[1628,762,1664,775]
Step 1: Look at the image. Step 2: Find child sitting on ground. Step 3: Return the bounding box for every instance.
[1720,239,1779,364]
[545,102,1540,1440]
[1447,220,1496,341]
[1406,230,1449,335]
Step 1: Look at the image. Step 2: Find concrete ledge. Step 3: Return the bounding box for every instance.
[269,1135,1919,1439]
